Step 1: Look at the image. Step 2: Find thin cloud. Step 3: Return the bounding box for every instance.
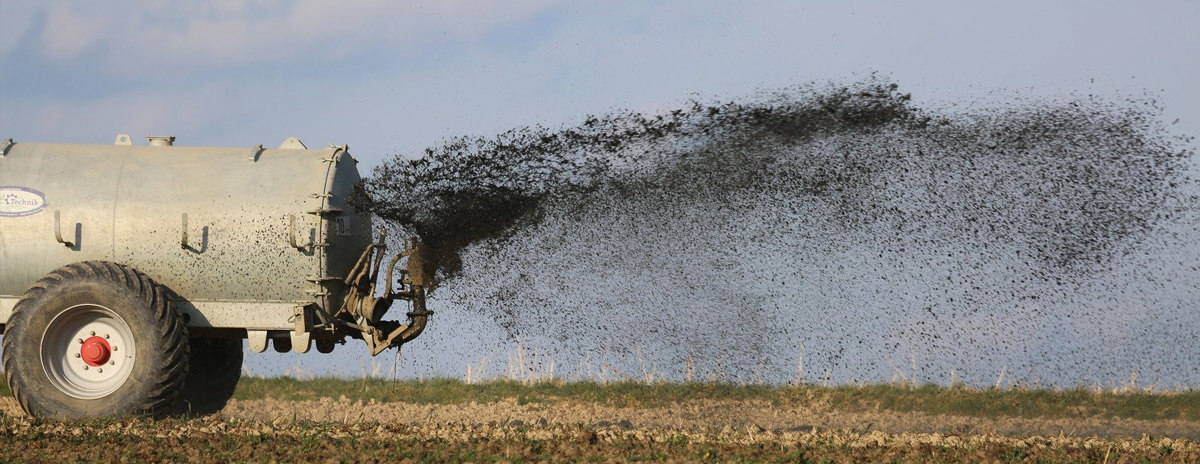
[21,0,559,77]
[38,3,104,61]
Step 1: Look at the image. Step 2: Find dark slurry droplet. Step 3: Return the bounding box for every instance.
[353,78,1198,387]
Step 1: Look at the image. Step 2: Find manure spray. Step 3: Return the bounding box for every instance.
[353,79,1199,387]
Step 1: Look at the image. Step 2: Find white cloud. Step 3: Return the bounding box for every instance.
[0,3,39,57]
[18,0,559,77]
[4,0,1198,160]
[38,3,105,61]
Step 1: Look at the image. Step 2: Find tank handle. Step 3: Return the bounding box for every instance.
[54,210,75,248]
[289,215,312,250]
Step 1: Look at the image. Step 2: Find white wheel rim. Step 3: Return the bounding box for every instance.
[40,304,137,400]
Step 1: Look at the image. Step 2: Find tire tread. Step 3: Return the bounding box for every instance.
[1,261,190,418]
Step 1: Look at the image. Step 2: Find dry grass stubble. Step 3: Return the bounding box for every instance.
[4,387,1199,462]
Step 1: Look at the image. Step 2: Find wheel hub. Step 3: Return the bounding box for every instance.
[80,336,112,367]
[40,304,137,399]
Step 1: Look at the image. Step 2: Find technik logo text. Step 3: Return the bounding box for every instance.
[0,186,48,217]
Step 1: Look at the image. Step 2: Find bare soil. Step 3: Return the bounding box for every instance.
[3,396,1197,462]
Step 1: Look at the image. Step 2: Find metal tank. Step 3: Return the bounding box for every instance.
[0,135,430,418]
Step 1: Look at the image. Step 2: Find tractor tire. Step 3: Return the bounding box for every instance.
[172,337,243,416]
[1,261,189,419]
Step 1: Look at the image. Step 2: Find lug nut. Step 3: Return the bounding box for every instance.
[97,368,103,373]
[104,334,110,339]
[109,361,115,365]
[112,346,118,351]
[89,331,95,336]
[83,366,88,370]
[78,339,84,344]
[75,353,81,358]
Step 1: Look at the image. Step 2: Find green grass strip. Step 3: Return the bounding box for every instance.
[825,384,1200,421]
[234,377,778,406]
[232,377,1200,422]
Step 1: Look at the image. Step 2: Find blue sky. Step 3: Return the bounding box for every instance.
[3,1,1198,168]
[3,1,1198,379]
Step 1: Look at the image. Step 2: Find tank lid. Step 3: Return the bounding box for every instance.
[147,135,176,146]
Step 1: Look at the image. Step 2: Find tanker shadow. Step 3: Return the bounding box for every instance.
[68,222,81,251]
[183,226,209,254]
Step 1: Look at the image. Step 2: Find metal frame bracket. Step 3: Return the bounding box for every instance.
[249,144,265,162]
[248,330,269,353]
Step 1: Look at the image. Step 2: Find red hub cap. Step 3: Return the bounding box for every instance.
[80,336,111,367]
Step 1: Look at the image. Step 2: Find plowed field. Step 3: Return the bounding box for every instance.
[2,390,1197,463]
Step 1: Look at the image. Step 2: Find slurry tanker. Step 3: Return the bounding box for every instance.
[0,135,431,418]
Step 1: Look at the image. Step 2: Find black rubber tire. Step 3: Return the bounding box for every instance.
[1,261,189,419]
[171,337,243,416]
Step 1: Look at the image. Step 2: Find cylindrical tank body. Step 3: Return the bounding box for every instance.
[0,140,370,329]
